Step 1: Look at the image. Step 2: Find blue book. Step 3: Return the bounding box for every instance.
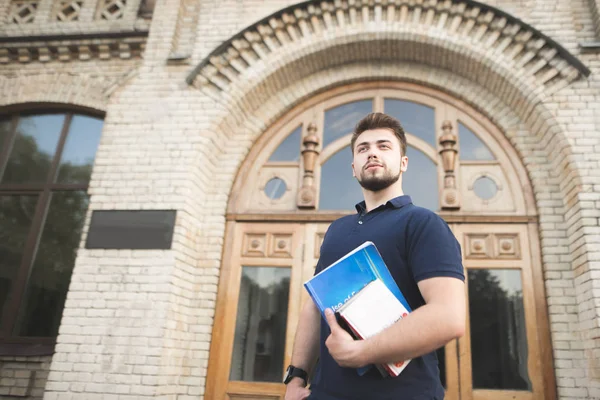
[304,241,412,375]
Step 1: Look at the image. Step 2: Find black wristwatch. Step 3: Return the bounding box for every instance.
[283,365,308,386]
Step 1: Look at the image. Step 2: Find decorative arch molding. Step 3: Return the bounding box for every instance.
[187,0,590,94]
[0,73,121,112]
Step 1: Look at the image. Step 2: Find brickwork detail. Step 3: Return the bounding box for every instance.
[8,0,38,24]
[0,356,52,400]
[0,0,148,39]
[168,0,200,61]
[97,0,127,20]
[53,0,83,21]
[187,0,589,92]
[0,39,145,64]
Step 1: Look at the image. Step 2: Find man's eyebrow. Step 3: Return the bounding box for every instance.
[356,139,393,147]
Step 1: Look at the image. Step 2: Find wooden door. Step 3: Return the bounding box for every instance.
[206,220,553,400]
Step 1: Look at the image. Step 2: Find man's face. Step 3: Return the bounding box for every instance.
[351,128,408,192]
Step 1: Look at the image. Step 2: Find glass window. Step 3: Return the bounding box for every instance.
[56,115,103,183]
[264,177,287,200]
[0,195,39,332]
[1,114,65,183]
[0,110,102,342]
[473,176,498,200]
[13,191,89,337]
[468,269,531,390]
[0,118,11,156]
[404,146,438,211]
[384,99,436,147]
[459,122,495,161]
[230,266,291,382]
[319,148,363,211]
[268,125,302,162]
[323,100,373,148]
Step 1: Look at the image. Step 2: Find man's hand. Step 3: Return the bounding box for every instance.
[324,309,366,368]
[284,378,310,400]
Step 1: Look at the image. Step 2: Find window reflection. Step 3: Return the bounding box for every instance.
[437,346,446,388]
[319,148,363,210]
[323,100,373,148]
[0,118,11,156]
[384,99,436,147]
[404,146,438,211]
[468,269,531,390]
[1,114,65,183]
[13,191,89,337]
[268,125,302,162]
[0,195,39,332]
[56,115,103,184]
[230,267,291,382]
[459,122,495,161]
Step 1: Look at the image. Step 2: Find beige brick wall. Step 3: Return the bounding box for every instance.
[0,356,51,399]
[0,0,598,399]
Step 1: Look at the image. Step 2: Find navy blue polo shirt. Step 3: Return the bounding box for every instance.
[309,195,464,400]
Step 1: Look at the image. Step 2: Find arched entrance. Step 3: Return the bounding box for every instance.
[206,82,555,400]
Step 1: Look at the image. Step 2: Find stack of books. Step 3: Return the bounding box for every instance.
[304,241,412,377]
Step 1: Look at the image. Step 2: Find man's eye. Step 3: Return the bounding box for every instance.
[358,147,367,153]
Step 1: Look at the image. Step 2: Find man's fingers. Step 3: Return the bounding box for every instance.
[324,308,339,331]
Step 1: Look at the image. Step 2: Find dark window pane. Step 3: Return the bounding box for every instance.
[2,114,65,183]
[230,266,290,382]
[56,115,103,184]
[384,99,436,147]
[323,100,373,148]
[319,147,363,210]
[13,191,89,337]
[468,269,531,390]
[404,146,438,211]
[459,122,495,161]
[268,125,302,162]
[437,346,446,388]
[0,117,12,156]
[0,195,39,331]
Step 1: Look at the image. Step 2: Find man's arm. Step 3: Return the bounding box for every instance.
[285,299,321,396]
[324,276,465,368]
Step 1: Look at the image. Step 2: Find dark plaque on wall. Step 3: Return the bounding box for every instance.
[86,210,176,249]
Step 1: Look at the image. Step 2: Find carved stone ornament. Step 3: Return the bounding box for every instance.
[439,121,460,210]
[297,123,320,209]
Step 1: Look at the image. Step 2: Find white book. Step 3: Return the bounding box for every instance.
[336,279,411,377]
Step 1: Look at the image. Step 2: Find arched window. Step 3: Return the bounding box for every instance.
[0,110,103,346]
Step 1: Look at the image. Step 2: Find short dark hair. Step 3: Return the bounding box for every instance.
[350,112,407,156]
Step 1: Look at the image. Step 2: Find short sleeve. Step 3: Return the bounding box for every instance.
[406,209,464,282]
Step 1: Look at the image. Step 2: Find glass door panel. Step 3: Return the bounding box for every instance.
[206,223,305,400]
[453,224,546,400]
[229,266,291,382]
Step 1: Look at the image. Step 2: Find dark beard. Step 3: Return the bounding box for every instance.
[357,170,400,192]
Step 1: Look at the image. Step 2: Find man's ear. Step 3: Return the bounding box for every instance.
[351,162,356,178]
[400,156,408,172]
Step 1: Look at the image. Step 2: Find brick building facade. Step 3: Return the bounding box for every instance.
[0,0,599,399]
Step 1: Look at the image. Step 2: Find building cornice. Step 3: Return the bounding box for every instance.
[0,30,148,63]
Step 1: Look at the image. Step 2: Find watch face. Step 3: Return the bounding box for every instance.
[283,367,291,383]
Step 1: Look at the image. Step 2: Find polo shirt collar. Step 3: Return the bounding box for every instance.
[355,195,413,213]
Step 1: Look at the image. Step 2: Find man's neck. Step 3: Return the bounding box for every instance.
[362,183,404,213]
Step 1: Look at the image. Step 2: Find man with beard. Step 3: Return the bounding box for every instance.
[284,113,466,400]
